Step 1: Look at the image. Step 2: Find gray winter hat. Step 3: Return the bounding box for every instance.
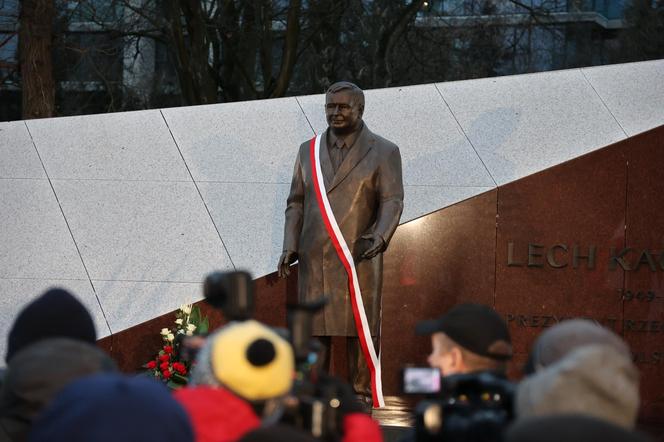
[516,344,640,429]
[530,319,630,369]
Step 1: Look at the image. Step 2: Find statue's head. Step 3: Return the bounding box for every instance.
[325,81,364,135]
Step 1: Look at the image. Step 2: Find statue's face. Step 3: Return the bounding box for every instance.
[325,90,363,134]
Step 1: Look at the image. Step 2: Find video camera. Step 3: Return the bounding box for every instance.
[403,368,515,442]
[203,271,349,441]
[203,270,255,321]
[176,270,255,363]
[283,298,352,441]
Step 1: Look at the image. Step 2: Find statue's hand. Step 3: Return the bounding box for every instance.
[360,233,386,260]
[277,250,298,278]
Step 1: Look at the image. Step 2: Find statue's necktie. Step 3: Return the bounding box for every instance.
[331,140,347,173]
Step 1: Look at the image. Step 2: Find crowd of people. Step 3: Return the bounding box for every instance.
[0,287,654,441]
[415,304,650,441]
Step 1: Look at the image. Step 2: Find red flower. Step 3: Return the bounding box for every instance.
[146,360,157,369]
[172,362,187,375]
[158,354,170,362]
[160,362,169,371]
[163,345,173,354]
[162,369,172,379]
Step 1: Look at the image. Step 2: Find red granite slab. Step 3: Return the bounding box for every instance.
[380,190,497,395]
[494,142,627,355]
[621,128,664,423]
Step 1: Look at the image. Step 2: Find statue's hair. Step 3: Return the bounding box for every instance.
[326,81,365,109]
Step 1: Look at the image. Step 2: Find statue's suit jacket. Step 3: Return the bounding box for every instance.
[283,123,404,336]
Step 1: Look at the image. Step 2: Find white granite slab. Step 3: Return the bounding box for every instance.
[437,68,628,185]
[582,59,664,136]
[0,121,45,179]
[92,280,202,333]
[295,93,327,132]
[161,98,314,183]
[0,278,111,365]
[51,179,233,282]
[198,182,289,278]
[402,186,495,223]
[297,84,496,187]
[26,110,190,181]
[0,179,87,279]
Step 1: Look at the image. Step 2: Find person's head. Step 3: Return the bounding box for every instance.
[526,318,630,372]
[29,373,193,442]
[325,81,364,135]
[1,338,117,441]
[7,288,96,363]
[517,344,640,429]
[416,303,512,376]
[190,320,294,402]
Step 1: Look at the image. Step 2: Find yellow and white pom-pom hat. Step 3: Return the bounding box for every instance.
[210,320,294,401]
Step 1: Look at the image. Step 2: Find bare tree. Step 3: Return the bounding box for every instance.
[369,0,427,87]
[616,0,664,62]
[109,0,303,105]
[19,0,55,118]
[5,0,660,121]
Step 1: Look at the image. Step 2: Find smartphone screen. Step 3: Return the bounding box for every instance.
[403,367,441,394]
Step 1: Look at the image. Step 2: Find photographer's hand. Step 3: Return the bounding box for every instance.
[360,233,386,260]
[277,250,298,278]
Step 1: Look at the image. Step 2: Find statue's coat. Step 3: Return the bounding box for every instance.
[282,124,404,336]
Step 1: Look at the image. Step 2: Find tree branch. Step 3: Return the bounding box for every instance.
[270,0,301,97]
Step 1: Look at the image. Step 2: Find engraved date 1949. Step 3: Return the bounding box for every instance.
[619,289,660,302]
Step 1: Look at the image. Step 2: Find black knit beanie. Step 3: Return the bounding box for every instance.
[6,288,97,362]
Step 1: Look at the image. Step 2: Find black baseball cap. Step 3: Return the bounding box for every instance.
[416,303,512,361]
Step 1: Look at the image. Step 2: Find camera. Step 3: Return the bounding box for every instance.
[201,272,350,441]
[203,270,255,321]
[282,298,349,441]
[404,369,515,442]
[178,270,256,363]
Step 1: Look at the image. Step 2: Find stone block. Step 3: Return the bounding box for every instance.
[26,110,190,181]
[0,121,45,179]
[0,179,86,279]
[437,68,627,185]
[162,98,313,183]
[92,280,202,333]
[582,60,664,136]
[51,180,232,281]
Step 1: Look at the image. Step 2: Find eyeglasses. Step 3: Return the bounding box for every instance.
[325,103,353,112]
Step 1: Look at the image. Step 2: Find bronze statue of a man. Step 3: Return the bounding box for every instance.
[278,81,403,401]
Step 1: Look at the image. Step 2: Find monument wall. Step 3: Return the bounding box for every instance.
[385,124,664,422]
[3,60,663,365]
[2,53,663,431]
[100,123,664,425]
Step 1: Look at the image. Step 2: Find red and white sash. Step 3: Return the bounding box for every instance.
[309,134,384,408]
